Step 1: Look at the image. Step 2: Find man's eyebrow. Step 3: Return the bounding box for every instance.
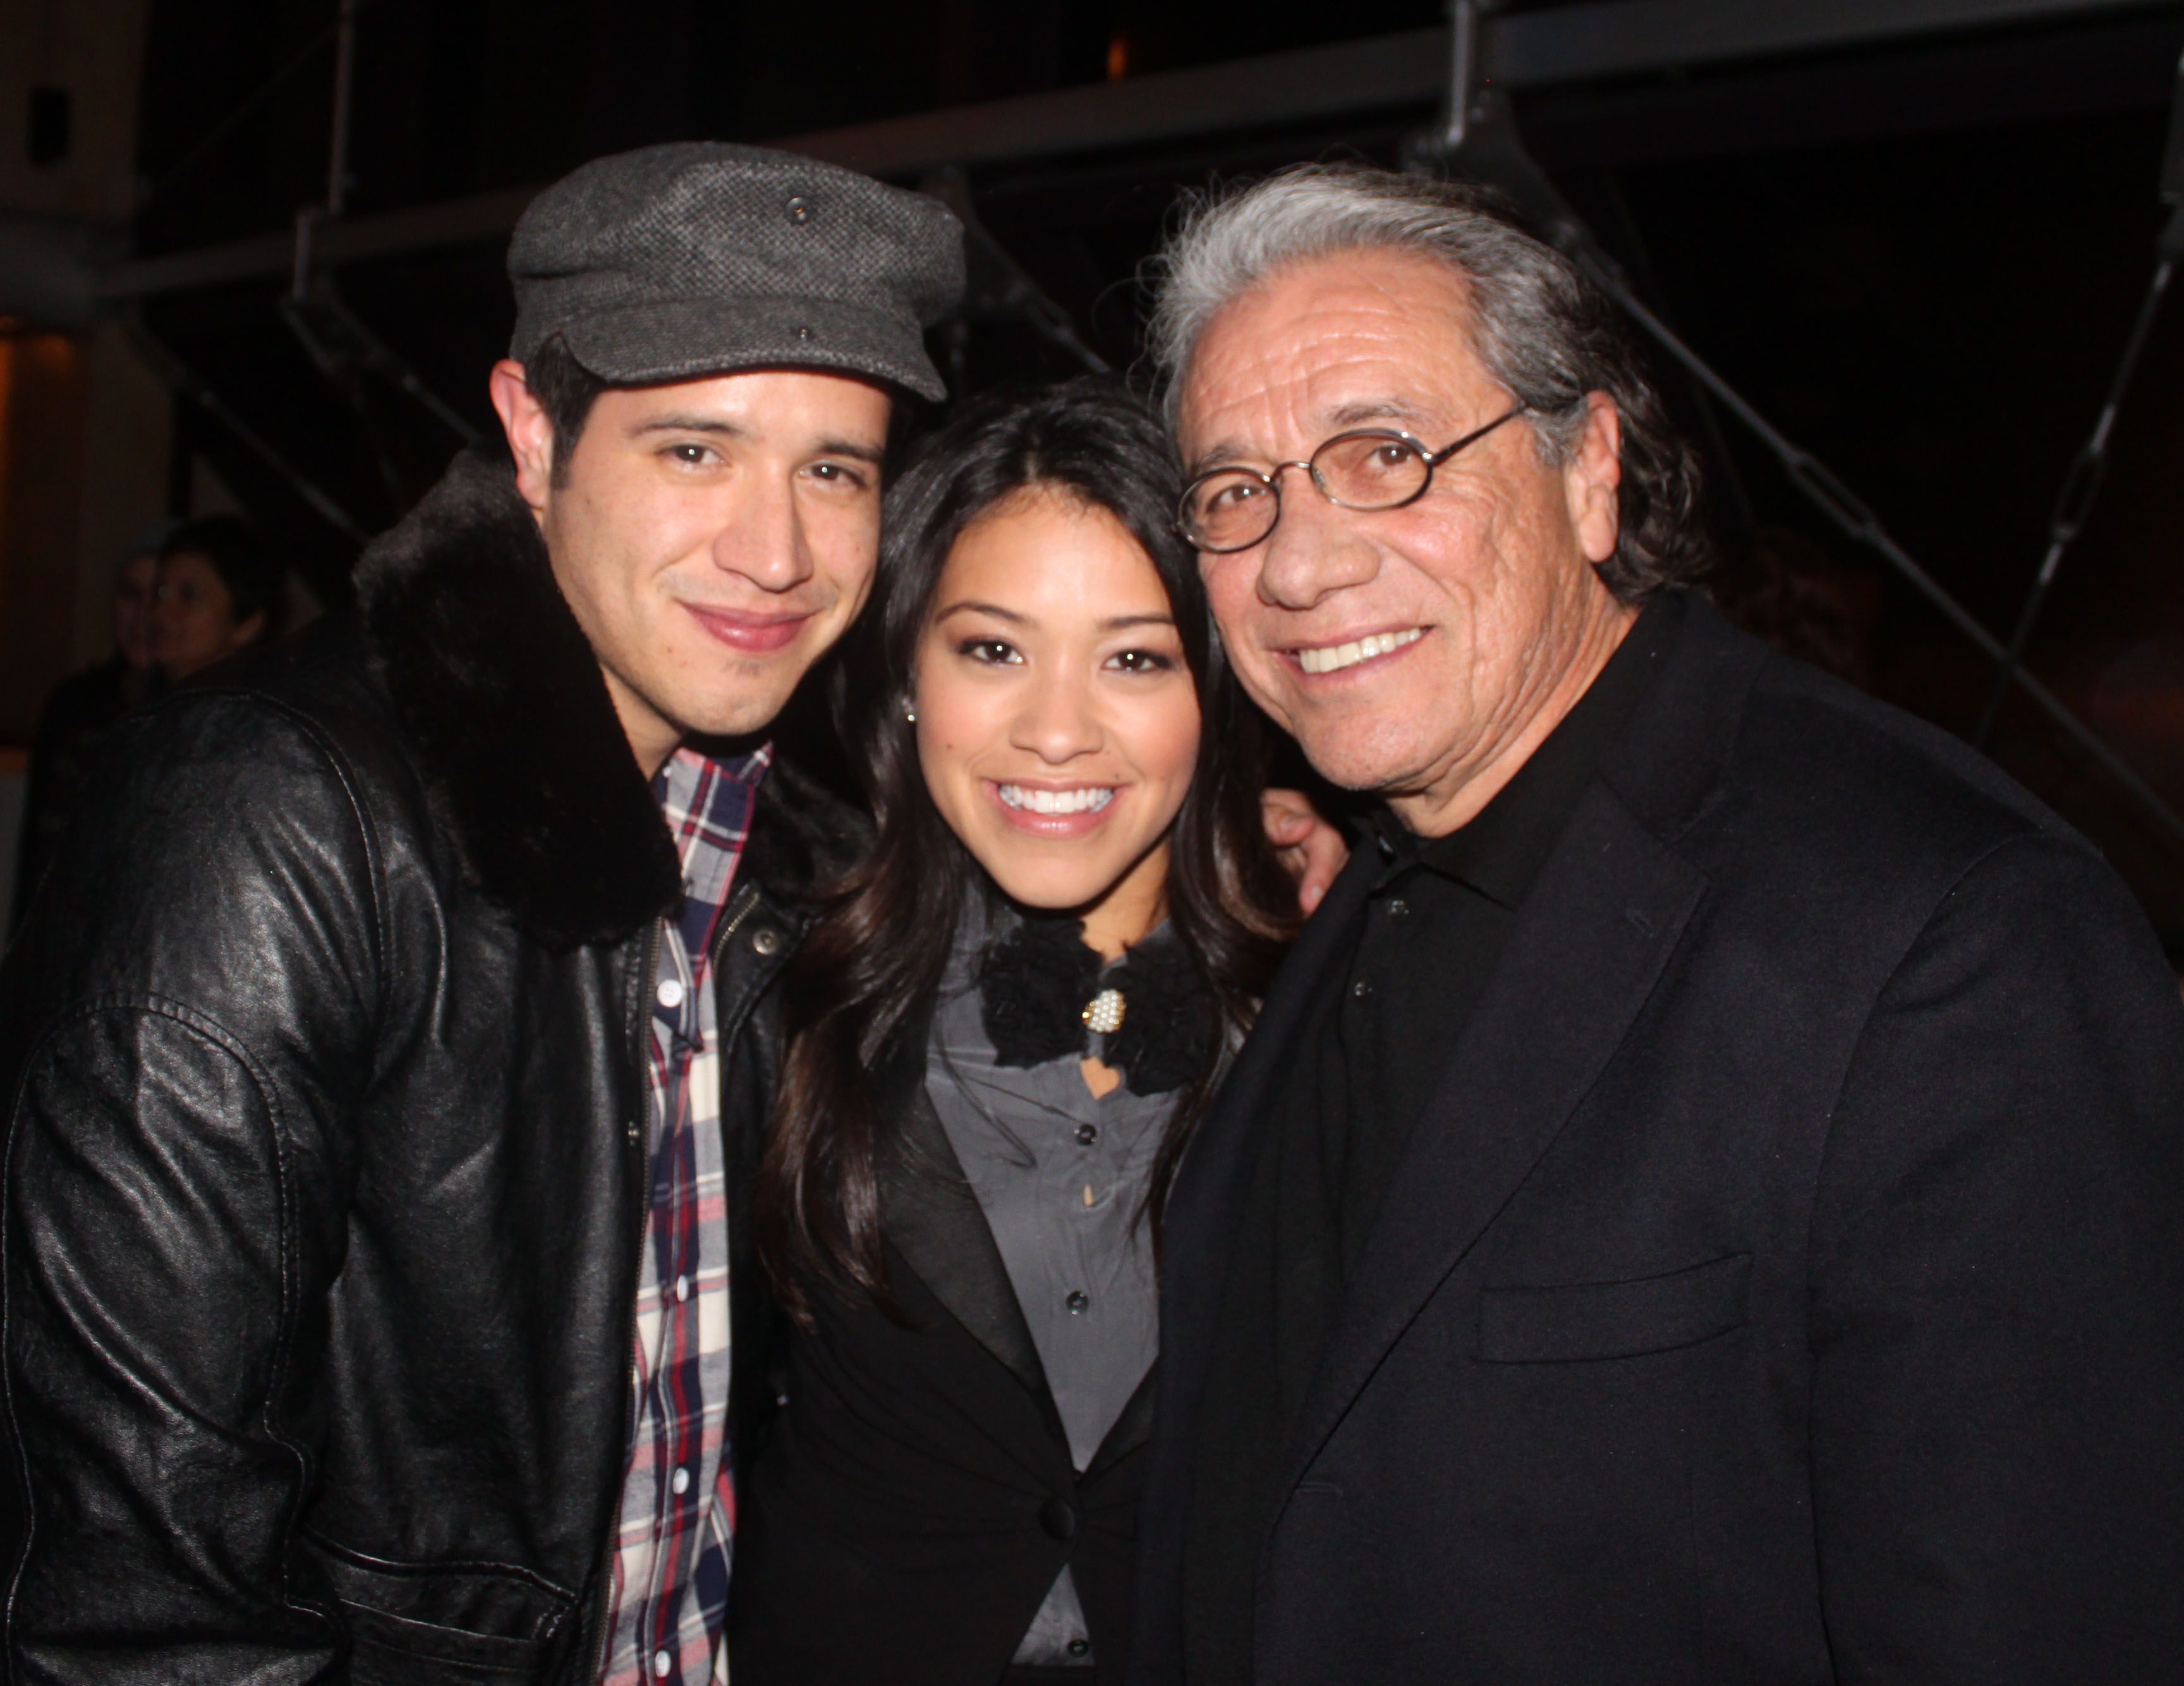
[624,417,885,464]
[1325,398,1433,430]
[814,437,886,466]
[1189,400,1437,472]
[1188,440,1253,475]
[629,415,751,439]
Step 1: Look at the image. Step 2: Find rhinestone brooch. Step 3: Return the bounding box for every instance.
[1081,988,1125,1035]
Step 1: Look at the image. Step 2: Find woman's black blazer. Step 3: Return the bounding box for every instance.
[731,1091,1153,1686]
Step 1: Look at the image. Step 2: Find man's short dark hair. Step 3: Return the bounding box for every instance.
[161,514,288,637]
[524,335,609,485]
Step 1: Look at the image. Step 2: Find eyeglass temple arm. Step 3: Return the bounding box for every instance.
[1426,403,1528,466]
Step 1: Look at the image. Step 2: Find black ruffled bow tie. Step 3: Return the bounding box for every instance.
[976,915,1214,1096]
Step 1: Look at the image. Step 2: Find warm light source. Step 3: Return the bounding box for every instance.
[1107,30,1131,81]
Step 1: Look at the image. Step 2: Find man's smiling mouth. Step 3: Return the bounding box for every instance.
[682,603,811,654]
[1294,627,1424,676]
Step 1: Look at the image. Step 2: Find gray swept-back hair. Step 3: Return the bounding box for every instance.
[1148,164,1709,602]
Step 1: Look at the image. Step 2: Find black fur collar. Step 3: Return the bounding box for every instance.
[353,448,686,950]
[355,449,870,948]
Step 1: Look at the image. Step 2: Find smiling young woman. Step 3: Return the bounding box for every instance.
[735,380,1299,1685]
[912,484,1203,962]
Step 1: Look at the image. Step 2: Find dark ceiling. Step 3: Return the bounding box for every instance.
[120,0,2184,935]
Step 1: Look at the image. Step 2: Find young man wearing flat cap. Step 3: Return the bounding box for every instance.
[0,143,956,1685]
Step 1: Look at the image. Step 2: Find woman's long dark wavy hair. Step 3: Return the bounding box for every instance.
[758,377,1298,1322]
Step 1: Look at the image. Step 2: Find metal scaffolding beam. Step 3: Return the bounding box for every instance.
[94,0,2171,301]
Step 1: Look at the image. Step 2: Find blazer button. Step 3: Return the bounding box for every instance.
[751,927,782,955]
[1040,1498,1077,1541]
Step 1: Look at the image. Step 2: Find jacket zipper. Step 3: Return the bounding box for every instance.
[710,882,763,975]
[586,914,664,1682]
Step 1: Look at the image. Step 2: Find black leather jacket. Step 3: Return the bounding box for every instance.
[0,452,854,1683]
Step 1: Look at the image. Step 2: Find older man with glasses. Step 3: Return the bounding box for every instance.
[1129,164,2184,1686]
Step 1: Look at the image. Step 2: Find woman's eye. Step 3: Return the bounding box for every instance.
[959,638,1020,665]
[1108,649,1175,673]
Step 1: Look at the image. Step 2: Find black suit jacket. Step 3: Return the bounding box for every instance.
[1131,600,2184,1685]
[733,1089,1153,1685]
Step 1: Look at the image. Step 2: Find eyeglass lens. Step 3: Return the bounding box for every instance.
[1182,433,1431,550]
[1182,473,1276,550]
[1314,434,1433,508]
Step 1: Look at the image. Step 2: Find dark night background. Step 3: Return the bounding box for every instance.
[11,0,2184,937]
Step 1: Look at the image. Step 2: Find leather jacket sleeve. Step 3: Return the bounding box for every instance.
[2,695,385,1682]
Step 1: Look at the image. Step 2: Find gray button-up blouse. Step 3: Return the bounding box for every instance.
[924,905,1190,1666]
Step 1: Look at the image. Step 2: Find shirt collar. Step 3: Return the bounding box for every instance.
[1372,591,1681,910]
[650,742,772,1045]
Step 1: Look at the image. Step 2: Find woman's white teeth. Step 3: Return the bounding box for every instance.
[1000,785,1116,815]
[1298,627,1424,675]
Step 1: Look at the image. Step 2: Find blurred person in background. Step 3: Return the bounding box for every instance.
[10,521,171,933]
[153,513,288,684]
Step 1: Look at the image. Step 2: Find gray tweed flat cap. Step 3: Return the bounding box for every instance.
[508,142,964,401]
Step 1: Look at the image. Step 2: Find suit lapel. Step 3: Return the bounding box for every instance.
[1273,780,1710,1501]
[1129,845,1383,1630]
[883,1088,1057,1417]
[1159,845,1381,1374]
[1086,1364,1157,1477]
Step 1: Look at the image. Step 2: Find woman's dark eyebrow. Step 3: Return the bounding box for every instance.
[934,600,1029,625]
[1101,614,1175,631]
[932,605,1175,632]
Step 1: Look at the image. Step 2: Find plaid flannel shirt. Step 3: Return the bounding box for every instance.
[601,744,772,1686]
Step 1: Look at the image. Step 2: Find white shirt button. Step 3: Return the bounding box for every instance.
[656,978,686,1009]
[672,1466,691,1495]
[653,1651,672,1678]
[674,1275,689,1303]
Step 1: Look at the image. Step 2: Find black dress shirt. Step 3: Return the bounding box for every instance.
[1183,600,1675,1683]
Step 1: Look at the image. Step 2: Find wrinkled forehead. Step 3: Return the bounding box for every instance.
[1174,249,1492,461]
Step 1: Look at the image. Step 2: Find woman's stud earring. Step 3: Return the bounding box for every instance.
[903,699,918,724]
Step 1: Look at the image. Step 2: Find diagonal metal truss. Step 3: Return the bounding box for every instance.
[1419,1,2184,847]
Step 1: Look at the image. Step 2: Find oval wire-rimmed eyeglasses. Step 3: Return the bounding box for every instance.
[1175,403,1531,554]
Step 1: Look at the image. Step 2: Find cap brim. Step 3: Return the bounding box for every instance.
[552,294,946,402]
